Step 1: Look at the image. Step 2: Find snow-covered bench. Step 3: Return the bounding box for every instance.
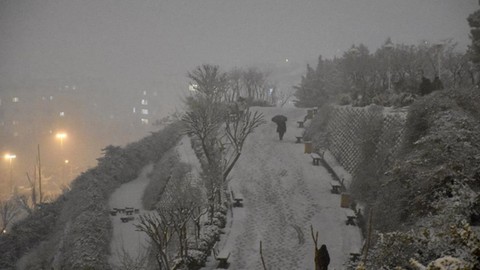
[345,209,357,226]
[231,190,243,208]
[330,181,341,194]
[213,242,230,268]
[310,153,322,166]
[120,216,134,223]
[297,120,305,128]
[295,134,304,143]
[125,207,134,215]
[350,252,361,262]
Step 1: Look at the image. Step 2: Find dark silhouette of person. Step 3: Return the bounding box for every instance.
[432,76,444,91]
[276,121,286,140]
[419,76,433,96]
[317,244,330,270]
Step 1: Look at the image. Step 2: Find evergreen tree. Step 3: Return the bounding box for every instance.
[467,9,480,64]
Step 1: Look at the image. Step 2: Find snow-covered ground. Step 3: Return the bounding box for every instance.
[108,136,203,268]
[204,106,363,270]
[108,164,154,268]
[108,106,362,270]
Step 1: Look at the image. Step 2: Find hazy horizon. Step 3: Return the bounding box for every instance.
[1,1,477,105]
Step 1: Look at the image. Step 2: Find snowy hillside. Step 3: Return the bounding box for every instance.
[201,106,362,270]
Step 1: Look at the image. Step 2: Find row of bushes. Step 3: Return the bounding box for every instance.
[137,135,229,269]
[0,121,184,269]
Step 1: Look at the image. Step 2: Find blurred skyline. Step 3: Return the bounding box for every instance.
[0,0,478,111]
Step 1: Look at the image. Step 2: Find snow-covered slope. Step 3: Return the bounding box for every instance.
[108,164,154,268]
[212,106,362,270]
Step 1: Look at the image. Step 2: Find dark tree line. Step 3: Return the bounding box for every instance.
[294,39,475,108]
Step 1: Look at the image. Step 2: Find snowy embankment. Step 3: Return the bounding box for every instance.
[204,106,362,270]
[108,164,154,268]
[108,136,201,268]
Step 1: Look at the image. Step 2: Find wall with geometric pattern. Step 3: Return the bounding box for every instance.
[326,105,407,178]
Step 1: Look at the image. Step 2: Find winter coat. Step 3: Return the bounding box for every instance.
[276,121,286,134]
[316,245,330,270]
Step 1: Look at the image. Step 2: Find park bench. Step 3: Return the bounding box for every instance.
[110,210,117,216]
[297,120,305,128]
[213,242,230,268]
[231,190,243,208]
[125,207,134,215]
[310,153,322,166]
[295,134,303,143]
[120,216,135,223]
[345,208,357,226]
[350,252,361,262]
[313,107,319,114]
[134,208,140,214]
[330,181,341,194]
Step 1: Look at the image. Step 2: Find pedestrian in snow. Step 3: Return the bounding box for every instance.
[276,120,286,140]
[317,244,330,270]
[271,114,287,141]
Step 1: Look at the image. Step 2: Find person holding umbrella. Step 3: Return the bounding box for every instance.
[271,114,287,140]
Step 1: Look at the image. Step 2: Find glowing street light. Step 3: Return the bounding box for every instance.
[62,159,69,186]
[4,153,16,193]
[56,132,67,148]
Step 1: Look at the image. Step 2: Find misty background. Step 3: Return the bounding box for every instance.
[0,0,477,196]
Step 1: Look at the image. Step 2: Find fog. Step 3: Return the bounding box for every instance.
[0,0,476,197]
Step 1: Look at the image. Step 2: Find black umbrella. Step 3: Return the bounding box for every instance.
[271,114,287,123]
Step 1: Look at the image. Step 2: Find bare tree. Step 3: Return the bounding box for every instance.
[311,225,321,270]
[135,212,174,270]
[187,64,228,102]
[242,67,268,100]
[259,241,269,270]
[158,164,205,261]
[276,89,295,108]
[227,67,244,102]
[114,240,149,270]
[191,205,208,246]
[182,95,226,166]
[222,107,265,182]
[183,64,265,229]
[0,199,19,233]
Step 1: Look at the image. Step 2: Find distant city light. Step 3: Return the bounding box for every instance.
[56,132,67,147]
[56,133,67,140]
[4,153,16,161]
[189,84,198,92]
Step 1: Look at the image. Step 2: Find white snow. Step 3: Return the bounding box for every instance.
[108,164,153,268]
[108,106,362,270]
[203,106,362,270]
[108,136,203,268]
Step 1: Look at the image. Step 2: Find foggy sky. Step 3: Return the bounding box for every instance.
[0,0,477,111]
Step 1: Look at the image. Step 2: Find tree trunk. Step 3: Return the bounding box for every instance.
[223,152,241,182]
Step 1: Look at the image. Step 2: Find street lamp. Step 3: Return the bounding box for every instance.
[384,41,394,91]
[433,43,444,79]
[55,132,67,148]
[4,153,16,194]
[63,159,69,185]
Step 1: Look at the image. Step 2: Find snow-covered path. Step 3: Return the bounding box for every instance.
[108,164,153,268]
[108,136,202,269]
[221,107,362,270]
